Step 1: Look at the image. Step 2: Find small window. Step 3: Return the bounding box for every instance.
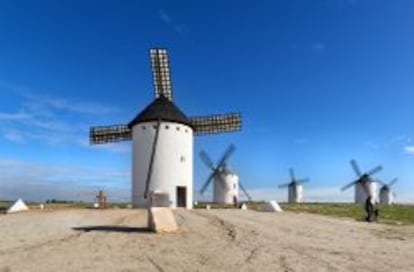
[141,126,146,130]
[180,155,185,162]
[165,125,169,129]
[185,129,188,133]
[176,126,180,131]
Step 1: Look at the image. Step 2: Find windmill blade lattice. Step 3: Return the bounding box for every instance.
[89,124,131,144]
[150,48,173,101]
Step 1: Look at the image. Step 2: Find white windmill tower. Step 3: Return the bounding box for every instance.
[199,144,251,204]
[278,168,310,203]
[341,159,382,204]
[378,178,397,205]
[89,48,241,209]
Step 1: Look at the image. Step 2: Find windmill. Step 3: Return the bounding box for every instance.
[96,190,107,209]
[199,144,251,204]
[341,159,382,204]
[89,48,241,209]
[378,178,397,205]
[77,189,106,208]
[278,168,310,203]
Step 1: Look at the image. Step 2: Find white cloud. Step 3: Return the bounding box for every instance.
[364,135,413,152]
[174,24,188,36]
[24,118,73,132]
[390,135,407,144]
[159,9,172,23]
[365,141,380,150]
[158,9,189,37]
[22,93,116,115]
[0,159,130,201]
[404,146,414,155]
[3,129,25,143]
[0,80,119,148]
[0,111,31,120]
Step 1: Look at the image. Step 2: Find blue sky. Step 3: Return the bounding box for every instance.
[0,0,413,202]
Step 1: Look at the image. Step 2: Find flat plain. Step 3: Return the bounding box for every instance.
[1,208,414,272]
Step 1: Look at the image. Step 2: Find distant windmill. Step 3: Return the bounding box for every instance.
[278,168,310,203]
[199,144,251,204]
[341,159,382,204]
[378,178,397,205]
[96,190,107,209]
[78,188,106,208]
[89,48,241,209]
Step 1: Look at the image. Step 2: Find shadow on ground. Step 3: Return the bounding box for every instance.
[72,225,151,233]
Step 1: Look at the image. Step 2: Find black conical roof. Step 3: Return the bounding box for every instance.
[128,95,192,128]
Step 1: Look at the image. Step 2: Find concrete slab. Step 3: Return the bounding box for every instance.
[148,207,178,233]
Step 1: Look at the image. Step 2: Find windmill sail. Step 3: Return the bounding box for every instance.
[190,112,241,135]
[90,124,131,144]
[150,48,173,101]
[199,145,236,195]
[342,159,383,204]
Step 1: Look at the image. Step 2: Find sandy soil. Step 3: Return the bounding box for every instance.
[1,208,414,272]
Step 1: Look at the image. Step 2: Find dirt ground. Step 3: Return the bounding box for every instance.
[1,208,414,272]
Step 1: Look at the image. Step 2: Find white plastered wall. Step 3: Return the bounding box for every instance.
[131,121,193,209]
[213,173,239,204]
[288,184,303,203]
[379,189,393,204]
[354,182,377,204]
